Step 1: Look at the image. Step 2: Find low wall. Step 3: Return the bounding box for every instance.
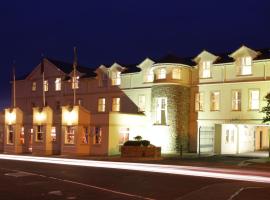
[121,146,161,157]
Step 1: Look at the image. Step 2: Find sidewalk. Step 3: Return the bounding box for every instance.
[46,153,270,172]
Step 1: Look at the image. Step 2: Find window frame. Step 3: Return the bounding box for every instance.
[112,97,120,112]
[231,90,241,111]
[210,91,220,111]
[55,77,61,91]
[172,67,181,80]
[249,89,260,110]
[98,98,106,112]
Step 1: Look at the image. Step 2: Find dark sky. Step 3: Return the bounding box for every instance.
[1,0,270,109]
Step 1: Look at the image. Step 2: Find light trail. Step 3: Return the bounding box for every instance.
[0,154,269,184]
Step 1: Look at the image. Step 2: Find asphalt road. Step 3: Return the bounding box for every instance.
[0,159,269,200]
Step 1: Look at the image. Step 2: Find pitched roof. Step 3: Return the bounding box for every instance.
[156,54,196,66]
[47,58,96,78]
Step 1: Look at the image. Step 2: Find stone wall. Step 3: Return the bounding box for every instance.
[151,84,190,153]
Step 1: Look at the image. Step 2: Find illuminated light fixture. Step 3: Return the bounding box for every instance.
[5,109,16,125]
[62,106,78,126]
[0,154,270,184]
[34,107,47,124]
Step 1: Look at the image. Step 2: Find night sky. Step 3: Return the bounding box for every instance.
[1,0,270,109]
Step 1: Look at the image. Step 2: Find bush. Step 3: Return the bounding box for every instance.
[141,140,150,146]
[123,140,151,147]
[123,140,141,146]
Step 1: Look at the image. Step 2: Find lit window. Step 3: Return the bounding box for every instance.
[238,57,252,75]
[7,125,14,144]
[98,98,106,112]
[65,126,75,144]
[144,69,154,82]
[232,90,241,111]
[36,125,44,142]
[32,82,36,91]
[93,127,102,144]
[249,90,260,110]
[172,68,181,80]
[51,126,56,142]
[82,127,88,144]
[112,97,120,112]
[43,80,48,92]
[155,97,167,125]
[157,68,166,79]
[119,127,129,145]
[20,127,25,144]
[55,78,61,91]
[201,61,211,78]
[210,91,220,111]
[111,71,121,86]
[138,95,146,112]
[195,92,204,111]
[72,76,79,89]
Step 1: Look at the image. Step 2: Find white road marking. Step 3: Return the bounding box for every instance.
[0,167,155,200]
[0,154,270,184]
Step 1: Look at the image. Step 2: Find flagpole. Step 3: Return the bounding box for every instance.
[73,47,77,106]
[12,61,16,108]
[41,56,45,107]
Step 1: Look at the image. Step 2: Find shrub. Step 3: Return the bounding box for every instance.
[123,140,151,147]
[141,140,150,146]
[134,135,142,141]
[123,140,141,146]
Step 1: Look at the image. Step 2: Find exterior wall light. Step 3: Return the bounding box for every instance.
[5,109,16,125]
[62,106,78,126]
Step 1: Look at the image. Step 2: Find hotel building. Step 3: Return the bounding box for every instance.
[0,45,269,156]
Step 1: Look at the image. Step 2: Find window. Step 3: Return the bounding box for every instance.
[157,68,166,79]
[112,97,120,112]
[232,90,241,111]
[210,91,220,111]
[138,95,146,112]
[99,73,108,87]
[195,92,204,111]
[65,126,75,144]
[7,125,14,144]
[82,127,88,144]
[93,127,102,144]
[155,97,167,125]
[43,80,48,92]
[98,98,106,112]
[201,61,211,78]
[32,82,36,91]
[36,125,43,142]
[119,128,129,145]
[249,89,260,110]
[172,68,181,80]
[55,78,61,91]
[72,76,79,89]
[238,57,252,75]
[111,71,121,86]
[51,126,56,142]
[20,127,25,144]
[144,69,154,82]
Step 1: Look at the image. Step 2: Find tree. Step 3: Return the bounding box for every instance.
[261,92,270,157]
[262,93,270,123]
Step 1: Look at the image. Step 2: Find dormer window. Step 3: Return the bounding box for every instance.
[238,57,252,75]
[157,68,166,79]
[144,69,154,82]
[111,71,121,86]
[172,68,181,80]
[200,61,211,78]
